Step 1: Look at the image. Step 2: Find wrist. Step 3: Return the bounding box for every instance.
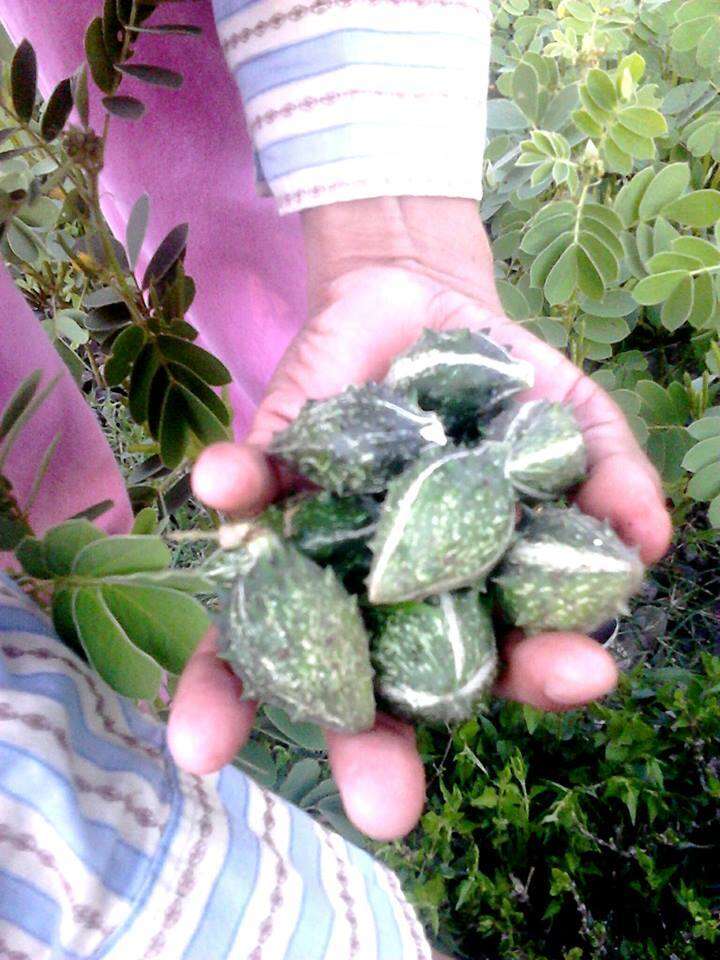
[301,196,497,310]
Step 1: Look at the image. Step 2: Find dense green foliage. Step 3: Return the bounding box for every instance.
[485,0,720,524]
[380,657,719,959]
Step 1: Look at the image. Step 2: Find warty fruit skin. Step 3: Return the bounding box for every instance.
[493,505,644,633]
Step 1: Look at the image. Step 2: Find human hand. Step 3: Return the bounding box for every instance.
[168,197,672,842]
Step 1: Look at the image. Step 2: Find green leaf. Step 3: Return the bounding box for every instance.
[688,416,720,439]
[157,336,231,386]
[142,222,188,288]
[264,705,326,752]
[578,290,637,317]
[586,69,617,111]
[71,65,90,127]
[72,587,162,699]
[6,222,39,263]
[673,236,720,267]
[687,461,720,499]
[576,245,604,299]
[168,360,228,426]
[104,325,146,386]
[0,370,41,442]
[72,534,170,576]
[638,164,691,221]
[663,190,720,228]
[544,243,578,305]
[617,107,667,137]
[278,759,322,805]
[636,380,688,425]
[147,366,170,440]
[487,98,530,130]
[128,343,160,424]
[633,271,687,305]
[661,274,694,330]
[15,536,50,579]
[40,78,73,141]
[496,280,531,321]
[125,192,149,271]
[682,435,720,471]
[103,0,124,61]
[235,740,277,788]
[102,583,208,674]
[102,95,146,120]
[69,499,115,523]
[177,384,229,446]
[85,17,118,94]
[10,39,37,122]
[117,63,184,89]
[131,507,158,535]
[159,385,189,468]
[583,316,631,343]
[43,520,106,576]
[512,62,539,123]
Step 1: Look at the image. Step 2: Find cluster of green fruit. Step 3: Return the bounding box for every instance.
[208,330,644,733]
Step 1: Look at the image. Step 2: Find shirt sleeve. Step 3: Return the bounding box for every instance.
[212,0,491,214]
[0,575,431,959]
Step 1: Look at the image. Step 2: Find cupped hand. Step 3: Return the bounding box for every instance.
[168,228,671,843]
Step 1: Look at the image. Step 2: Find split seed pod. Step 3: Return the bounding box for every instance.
[269,383,447,494]
[493,505,644,633]
[217,528,375,732]
[384,328,534,431]
[486,400,587,498]
[371,590,497,723]
[367,442,516,604]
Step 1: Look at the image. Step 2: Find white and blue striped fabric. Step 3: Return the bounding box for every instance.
[0,576,431,958]
[212,0,491,213]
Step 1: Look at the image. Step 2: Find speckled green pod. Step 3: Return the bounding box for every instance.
[384,328,534,431]
[486,400,587,499]
[218,529,375,733]
[367,442,516,604]
[281,491,379,561]
[268,383,447,494]
[493,505,644,633]
[371,590,497,723]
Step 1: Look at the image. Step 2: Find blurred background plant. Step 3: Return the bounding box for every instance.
[0,1,718,957]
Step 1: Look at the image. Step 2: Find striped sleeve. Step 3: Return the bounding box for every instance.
[0,576,431,959]
[212,0,491,214]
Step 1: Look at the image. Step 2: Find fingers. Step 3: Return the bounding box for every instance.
[575,454,673,564]
[494,631,619,711]
[191,441,279,516]
[167,629,258,774]
[325,713,426,841]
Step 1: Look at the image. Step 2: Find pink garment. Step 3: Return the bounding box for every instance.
[0,0,306,535]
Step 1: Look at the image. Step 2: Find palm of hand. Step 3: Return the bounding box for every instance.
[168,263,671,841]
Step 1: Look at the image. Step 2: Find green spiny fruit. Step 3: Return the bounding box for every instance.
[268,383,447,494]
[281,491,379,562]
[493,505,644,633]
[371,590,497,723]
[367,442,516,604]
[217,527,375,732]
[486,400,587,498]
[384,328,534,431]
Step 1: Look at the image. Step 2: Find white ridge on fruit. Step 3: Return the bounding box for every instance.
[381,657,497,713]
[386,349,535,391]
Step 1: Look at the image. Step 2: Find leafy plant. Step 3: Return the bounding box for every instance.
[379,657,720,960]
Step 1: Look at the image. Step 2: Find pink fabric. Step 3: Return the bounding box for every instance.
[0,268,132,534]
[0,1,306,534]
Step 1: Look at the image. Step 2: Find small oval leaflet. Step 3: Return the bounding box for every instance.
[493,505,644,632]
[269,383,448,494]
[485,399,587,498]
[218,529,376,733]
[367,441,516,604]
[372,590,498,723]
[384,328,535,432]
